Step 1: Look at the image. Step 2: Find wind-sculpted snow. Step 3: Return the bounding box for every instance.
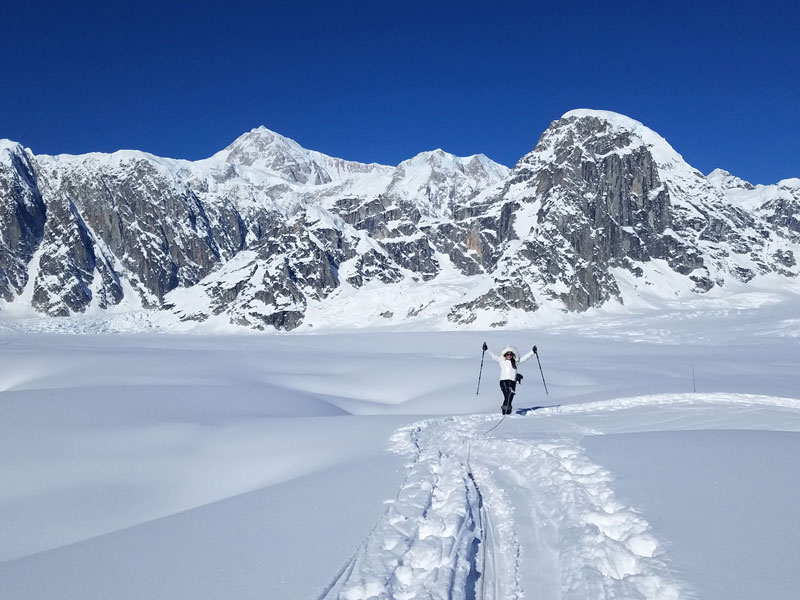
[328,415,687,599]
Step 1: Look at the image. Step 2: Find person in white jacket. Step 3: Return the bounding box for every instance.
[482,343,535,414]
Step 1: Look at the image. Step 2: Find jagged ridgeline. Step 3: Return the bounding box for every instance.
[1,111,798,330]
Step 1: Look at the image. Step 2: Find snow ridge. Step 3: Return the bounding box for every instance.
[535,392,800,416]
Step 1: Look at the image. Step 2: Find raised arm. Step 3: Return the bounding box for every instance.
[518,346,536,363]
[483,342,501,362]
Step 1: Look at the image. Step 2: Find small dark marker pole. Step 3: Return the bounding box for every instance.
[692,363,696,393]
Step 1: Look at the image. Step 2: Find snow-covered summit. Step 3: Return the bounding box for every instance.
[707,168,756,191]
[212,126,314,173]
[211,126,392,186]
[557,108,688,169]
[561,108,648,130]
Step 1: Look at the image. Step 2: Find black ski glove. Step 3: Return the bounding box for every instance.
[533,345,537,353]
[482,342,488,351]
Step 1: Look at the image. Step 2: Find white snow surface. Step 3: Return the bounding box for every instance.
[1,294,800,599]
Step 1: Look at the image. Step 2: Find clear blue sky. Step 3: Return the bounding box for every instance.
[2,0,798,183]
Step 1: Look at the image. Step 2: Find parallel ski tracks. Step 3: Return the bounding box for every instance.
[323,418,517,600]
[477,487,501,600]
[322,412,688,599]
[466,444,499,600]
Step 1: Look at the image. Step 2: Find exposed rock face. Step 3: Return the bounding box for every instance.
[443,110,799,323]
[31,193,123,316]
[0,112,797,330]
[0,143,46,301]
[36,153,249,309]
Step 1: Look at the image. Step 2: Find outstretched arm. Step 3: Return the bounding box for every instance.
[483,343,501,362]
[518,346,536,363]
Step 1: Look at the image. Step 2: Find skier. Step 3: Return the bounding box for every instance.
[482,342,535,415]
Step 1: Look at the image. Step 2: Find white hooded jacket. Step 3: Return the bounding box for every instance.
[487,346,535,381]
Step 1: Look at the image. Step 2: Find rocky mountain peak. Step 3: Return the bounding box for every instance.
[561,108,650,132]
[211,126,393,186]
[223,125,301,160]
[519,109,690,173]
[211,126,330,184]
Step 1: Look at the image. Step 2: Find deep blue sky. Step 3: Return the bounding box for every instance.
[2,0,798,183]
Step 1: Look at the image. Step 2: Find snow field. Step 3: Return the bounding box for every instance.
[2,297,800,599]
[582,427,800,600]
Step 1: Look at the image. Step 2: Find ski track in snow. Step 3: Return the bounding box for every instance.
[322,396,754,599]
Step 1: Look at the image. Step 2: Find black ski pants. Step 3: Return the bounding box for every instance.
[500,379,516,415]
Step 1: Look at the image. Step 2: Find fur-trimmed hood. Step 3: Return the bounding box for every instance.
[500,346,519,361]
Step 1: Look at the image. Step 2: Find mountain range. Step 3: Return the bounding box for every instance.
[1,109,798,330]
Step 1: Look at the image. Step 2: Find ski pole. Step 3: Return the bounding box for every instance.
[476,344,487,395]
[533,345,549,395]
